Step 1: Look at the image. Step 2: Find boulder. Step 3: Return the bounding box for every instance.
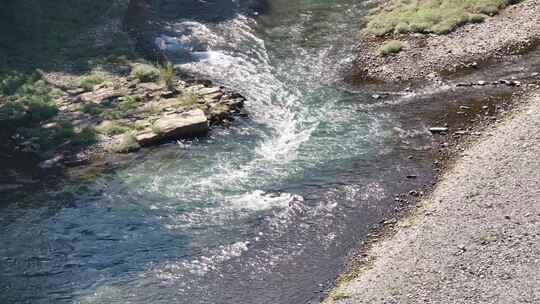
[136,109,209,146]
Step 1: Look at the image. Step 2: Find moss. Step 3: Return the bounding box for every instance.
[131,64,160,82]
[379,40,404,56]
[365,0,512,36]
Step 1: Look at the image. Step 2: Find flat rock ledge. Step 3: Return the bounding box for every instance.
[135,109,208,146]
[34,68,248,169]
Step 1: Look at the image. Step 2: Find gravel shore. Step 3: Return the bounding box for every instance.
[353,0,540,83]
[325,91,540,303]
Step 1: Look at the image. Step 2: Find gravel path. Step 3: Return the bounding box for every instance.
[325,91,540,303]
[354,0,540,83]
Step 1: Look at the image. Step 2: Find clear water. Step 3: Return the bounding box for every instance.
[0,1,439,303]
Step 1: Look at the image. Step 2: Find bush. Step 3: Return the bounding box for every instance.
[0,73,57,125]
[131,64,159,82]
[379,40,404,56]
[365,0,512,36]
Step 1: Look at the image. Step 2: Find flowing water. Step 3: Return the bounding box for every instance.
[0,0,475,303]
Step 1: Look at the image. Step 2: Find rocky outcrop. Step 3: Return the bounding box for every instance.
[136,109,209,146]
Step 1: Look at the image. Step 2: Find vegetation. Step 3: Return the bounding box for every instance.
[379,40,404,56]
[0,72,57,128]
[0,72,97,153]
[159,63,176,90]
[365,0,512,36]
[131,64,160,82]
[176,92,200,109]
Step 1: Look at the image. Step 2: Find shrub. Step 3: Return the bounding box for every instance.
[159,63,175,90]
[379,40,404,56]
[131,64,159,82]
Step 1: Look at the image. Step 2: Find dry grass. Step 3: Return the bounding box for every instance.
[365,0,513,35]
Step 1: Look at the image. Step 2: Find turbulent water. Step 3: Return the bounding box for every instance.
[0,1,440,303]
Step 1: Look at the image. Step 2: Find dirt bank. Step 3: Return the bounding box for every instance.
[324,88,540,303]
[352,0,540,84]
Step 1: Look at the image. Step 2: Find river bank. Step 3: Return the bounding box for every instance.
[324,86,540,304]
[351,0,540,85]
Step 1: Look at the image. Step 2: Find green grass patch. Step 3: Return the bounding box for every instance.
[379,40,404,56]
[365,0,513,36]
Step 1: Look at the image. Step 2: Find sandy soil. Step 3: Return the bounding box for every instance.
[325,90,540,303]
[353,0,540,84]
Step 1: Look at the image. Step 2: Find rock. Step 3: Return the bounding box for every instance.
[161,91,176,98]
[477,80,487,86]
[39,154,64,169]
[136,109,209,146]
[372,94,382,99]
[79,88,127,104]
[429,127,449,133]
[203,92,224,101]
[198,87,222,96]
[138,82,164,92]
[459,105,471,110]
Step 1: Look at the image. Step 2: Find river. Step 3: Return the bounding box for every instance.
[0,0,498,303]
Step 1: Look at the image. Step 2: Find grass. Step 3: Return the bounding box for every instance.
[131,64,160,82]
[176,92,200,109]
[365,0,513,36]
[79,71,106,92]
[113,131,140,153]
[159,63,175,90]
[379,40,404,56]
